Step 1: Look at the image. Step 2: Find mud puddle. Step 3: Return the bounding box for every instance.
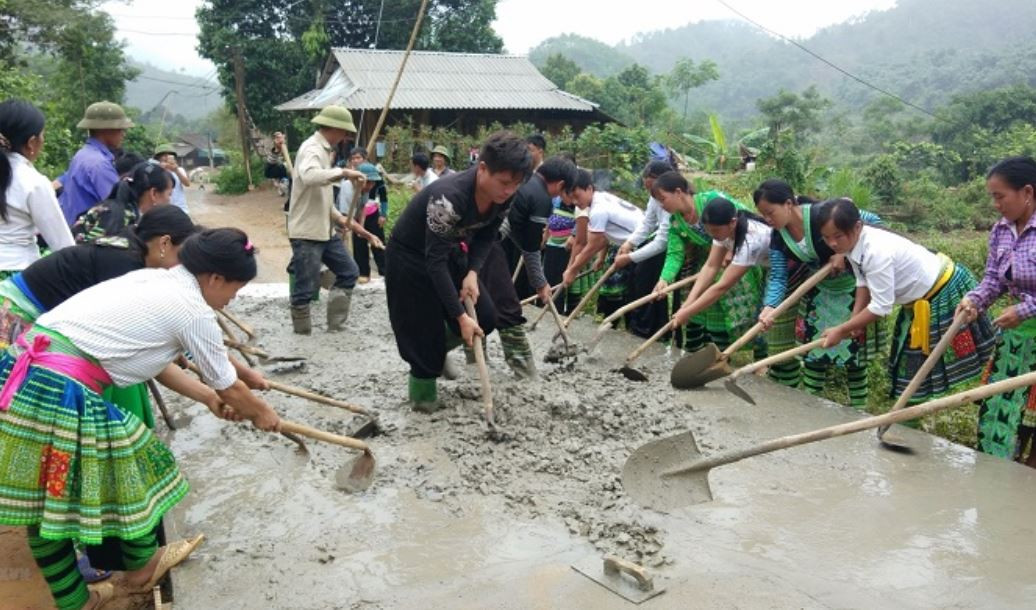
[160,282,1036,609]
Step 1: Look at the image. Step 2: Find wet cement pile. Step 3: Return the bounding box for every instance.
[217,283,701,567]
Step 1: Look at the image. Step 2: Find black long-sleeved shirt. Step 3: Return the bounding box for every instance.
[389,167,510,319]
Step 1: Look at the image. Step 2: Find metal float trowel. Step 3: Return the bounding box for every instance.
[571,554,666,604]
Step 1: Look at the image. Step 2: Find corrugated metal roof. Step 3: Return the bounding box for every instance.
[277,48,600,113]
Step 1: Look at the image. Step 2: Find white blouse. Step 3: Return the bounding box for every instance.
[847,225,941,316]
[0,153,74,270]
[37,265,237,389]
[714,218,772,267]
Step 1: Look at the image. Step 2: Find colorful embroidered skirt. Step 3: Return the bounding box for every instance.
[977,319,1036,459]
[799,270,887,368]
[0,277,40,350]
[0,344,187,543]
[888,264,996,403]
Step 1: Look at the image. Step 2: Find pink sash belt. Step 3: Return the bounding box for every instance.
[0,334,112,410]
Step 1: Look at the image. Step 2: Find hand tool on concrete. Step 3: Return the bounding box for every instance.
[623,368,1036,511]
[146,378,177,430]
[616,323,672,382]
[543,297,579,362]
[217,316,256,367]
[878,310,968,451]
[217,308,256,340]
[279,420,376,492]
[670,262,834,389]
[529,284,564,331]
[570,554,666,604]
[519,269,593,306]
[723,338,826,405]
[562,263,617,328]
[587,274,698,352]
[265,380,381,438]
[464,297,506,440]
[222,338,306,363]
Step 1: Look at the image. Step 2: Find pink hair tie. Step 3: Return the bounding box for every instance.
[244,240,254,252]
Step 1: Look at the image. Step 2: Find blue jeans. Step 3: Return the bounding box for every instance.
[288,236,358,306]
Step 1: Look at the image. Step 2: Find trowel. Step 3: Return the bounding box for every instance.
[571,555,666,604]
[622,369,1036,511]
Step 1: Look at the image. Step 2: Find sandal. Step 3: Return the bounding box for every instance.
[139,533,206,591]
[77,554,112,583]
[86,581,115,609]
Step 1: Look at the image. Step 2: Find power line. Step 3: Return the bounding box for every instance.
[134,74,220,90]
[712,0,944,122]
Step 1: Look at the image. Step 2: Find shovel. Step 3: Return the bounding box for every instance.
[616,323,672,381]
[562,263,617,328]
[723,338,826,405]
[279,420,376,492]
[622,367,1036,511]
[877,310,968,451]
[464,297,505,440]
[587,274,698,352]
[670,262,834,389]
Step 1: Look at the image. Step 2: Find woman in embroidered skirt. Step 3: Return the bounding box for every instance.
[755,181,886,407]
[959,156,1036,465]
[818,199,996,406]
[0,228,280,609]
[651,172,766,358]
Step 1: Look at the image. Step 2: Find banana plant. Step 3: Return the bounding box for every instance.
[684,114,767,172]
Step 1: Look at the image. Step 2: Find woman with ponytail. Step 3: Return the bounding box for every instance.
[651,171,766,356]
[72,160,172,243]
[0,99,75,277]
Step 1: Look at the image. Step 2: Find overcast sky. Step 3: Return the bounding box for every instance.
[100,0,898,79]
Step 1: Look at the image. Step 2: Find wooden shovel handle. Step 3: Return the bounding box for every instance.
[279,420,369,452]
[625,323,672,365]
[722,263,834,358]
[463,298,495,420]
[547,298,571,347]
[563,264,617,327]
[266,380,370,415]
[223,339,270,359]
[597,273,699,332]
[732,338,825,379]
[511,256,524,283]
[887,311,968,415]
[666,368,1036,476]
[217,308,256,339]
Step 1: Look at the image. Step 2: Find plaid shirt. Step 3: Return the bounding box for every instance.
[967,212,1036,319]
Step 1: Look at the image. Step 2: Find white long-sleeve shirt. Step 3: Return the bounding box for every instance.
[0,153,74,270]
[847,225,941,317]
[627,196,670,263]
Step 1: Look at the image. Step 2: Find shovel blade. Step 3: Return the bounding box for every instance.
[622,431,713,511]
[723,378,757,405]
[672,350,731,389]
[335,451,376,492]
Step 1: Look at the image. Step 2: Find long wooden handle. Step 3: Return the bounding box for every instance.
[597,273,698,332]
[732,338,825,379]
[511,256,524,283]
[521,270,593,306]
[217,308,255,339]
[722,263,835,358]
[563,264,617,327]
[665,368,1036,477]
[223,339,269,359]
[280,141,294,174]
[528,284,563,330]
[625,323,672,365]
[266,380,370,416]
[887,311,968,415]
[280,420,369,452]
[463,298,494,422]
[547,298,571,347]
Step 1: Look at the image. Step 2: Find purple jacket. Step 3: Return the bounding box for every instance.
[967,213,1036,319]
[58,138,118,225]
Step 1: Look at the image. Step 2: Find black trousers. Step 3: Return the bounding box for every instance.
[627,250,669,338]
[479,241,526,330]
[288,236,359,306]
[385,243,497,379]
[352,212,386,277]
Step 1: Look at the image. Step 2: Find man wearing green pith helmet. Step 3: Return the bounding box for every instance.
[285,105,384,335]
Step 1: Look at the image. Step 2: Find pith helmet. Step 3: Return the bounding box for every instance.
[311,105,357,132]
[76,101,133,130]
[356,162,382,182]
[154,143,178,156]
[431,145,451,162]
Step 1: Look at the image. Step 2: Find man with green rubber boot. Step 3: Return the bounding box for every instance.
[385,132,532,412]
[286,105,383,334]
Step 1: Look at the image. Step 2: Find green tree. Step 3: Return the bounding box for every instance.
[540,53,581,89]
[756,85,830,141]
[665,58,718,118]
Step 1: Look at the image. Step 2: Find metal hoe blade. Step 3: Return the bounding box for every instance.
[335,450,376,492]
[621,431,713,511]
[723,377,757,405]
[669,343,722,389]
[672,358,731,390]
[617,365,649,382]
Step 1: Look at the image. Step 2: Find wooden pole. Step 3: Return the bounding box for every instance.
[231,48,254,190]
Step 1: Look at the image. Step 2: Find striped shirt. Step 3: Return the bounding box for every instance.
[36,265,237,389]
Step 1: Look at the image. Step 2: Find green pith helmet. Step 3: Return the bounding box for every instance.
[431,145,451,162]
[356,162,382,182]
[154,143,177,157]
[311,105,357,132]
[76,101,133,130]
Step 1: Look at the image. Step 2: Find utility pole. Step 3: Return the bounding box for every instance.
[231,48,254,190]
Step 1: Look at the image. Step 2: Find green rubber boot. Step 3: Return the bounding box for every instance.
[409,375,441,413]
[499,325,537,379]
